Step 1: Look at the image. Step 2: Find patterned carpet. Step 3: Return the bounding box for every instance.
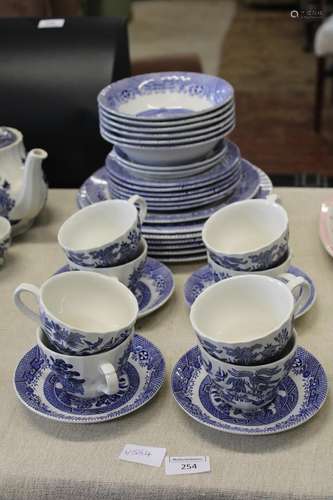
[219,5,333,185]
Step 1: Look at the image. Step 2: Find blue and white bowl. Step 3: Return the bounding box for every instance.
[98,71,234,122]
[198,329,297,412]
[202,197,289,272]
[99,102,234,132]
[58,197,146,267]
[99,105,235,141]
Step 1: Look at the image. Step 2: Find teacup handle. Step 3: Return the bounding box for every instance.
[278,273,311,317]
[266,193,281,205]
[128,195,147,224]
[99,362,119,395]
[14,283,41,323]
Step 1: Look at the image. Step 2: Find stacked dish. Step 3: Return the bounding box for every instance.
[79,72,273,263]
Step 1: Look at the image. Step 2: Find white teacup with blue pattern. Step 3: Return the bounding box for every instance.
[14,271,138,355]
[198,329,297,412]
[37,327,133,398]
[207,248,292,282]
[58,195,147,267]
[190,274,310,366]
[202,196,289,272]
[68,238,147,292]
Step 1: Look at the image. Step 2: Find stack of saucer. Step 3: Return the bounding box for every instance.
[92,71,273,263]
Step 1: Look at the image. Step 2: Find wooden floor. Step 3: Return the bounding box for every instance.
[219,5,333,181]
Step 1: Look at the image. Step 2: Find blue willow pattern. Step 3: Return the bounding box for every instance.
[209,230,289,271]
[0,181,15,218]
[198,327,290,365]
[46,356,86,396]
[41,311,132,355]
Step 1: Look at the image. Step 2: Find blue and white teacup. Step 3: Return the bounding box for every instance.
[202,196,289,272]
[208,248,292,282]
[58,195,147,267]
[0,216,11,265]
[190,274,310,365]
[37,327,133,398]
[198,329,297,412]
[14,271,138,355]
[67,238,147,292]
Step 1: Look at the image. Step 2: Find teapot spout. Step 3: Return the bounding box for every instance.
[10,148,48,222]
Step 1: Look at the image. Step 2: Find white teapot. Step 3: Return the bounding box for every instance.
[0,127,48,235]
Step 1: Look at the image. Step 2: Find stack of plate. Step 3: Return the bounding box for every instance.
[82,72,273,263]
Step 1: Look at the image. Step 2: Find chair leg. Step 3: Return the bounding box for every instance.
[314,57,326,133]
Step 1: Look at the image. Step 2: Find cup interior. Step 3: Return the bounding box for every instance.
[58,200,137,251]
[191,275,294,344]
[41,271,138,333]
[203,200,288,254]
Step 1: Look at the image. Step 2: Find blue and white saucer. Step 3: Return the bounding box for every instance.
[184,265,316,319]
[172,345,327,435]
[14,335,165,424]
[56,258,175,319]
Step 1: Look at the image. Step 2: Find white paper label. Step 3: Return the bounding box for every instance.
[165,456,210,475]
[119,444,166,467]
[38,19,65,29]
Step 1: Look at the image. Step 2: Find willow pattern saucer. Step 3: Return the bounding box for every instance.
[14,335,165,424]
[172,345,327,435]
[56,257,174,319]
[184,264,316,319]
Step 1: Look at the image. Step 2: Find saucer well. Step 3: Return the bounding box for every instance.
[56,257,175,319]
[172,345,327,435]
[184,264,316,319]
[14,334,165,424]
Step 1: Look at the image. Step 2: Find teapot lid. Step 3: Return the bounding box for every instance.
[0,127,17,149]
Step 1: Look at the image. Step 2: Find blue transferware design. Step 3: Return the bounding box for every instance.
[66,228,141,268]
[106,140,240,191]
[46,357,85,396]
[41,310,132,356]
[198,327,290,366]
[171,346,328,434]
[78,160,263,226]
[0,127,16,148]
[13,334,166,423]
[209,231,289,272]
[0,181,15,218]
[98,72,234,119]
[184,264,316,320]
[56,257,174,320]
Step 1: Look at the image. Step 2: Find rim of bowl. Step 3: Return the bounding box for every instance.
[190,274,296,345]
[202,198,289,257]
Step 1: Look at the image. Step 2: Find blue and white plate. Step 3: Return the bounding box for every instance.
[98,72,234,121]
[172,345,327,435]
[184,264,316,319]
[78,160,262,225]
[106,140,239,191]
[14,335,165,424]
[57,258,175,319]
